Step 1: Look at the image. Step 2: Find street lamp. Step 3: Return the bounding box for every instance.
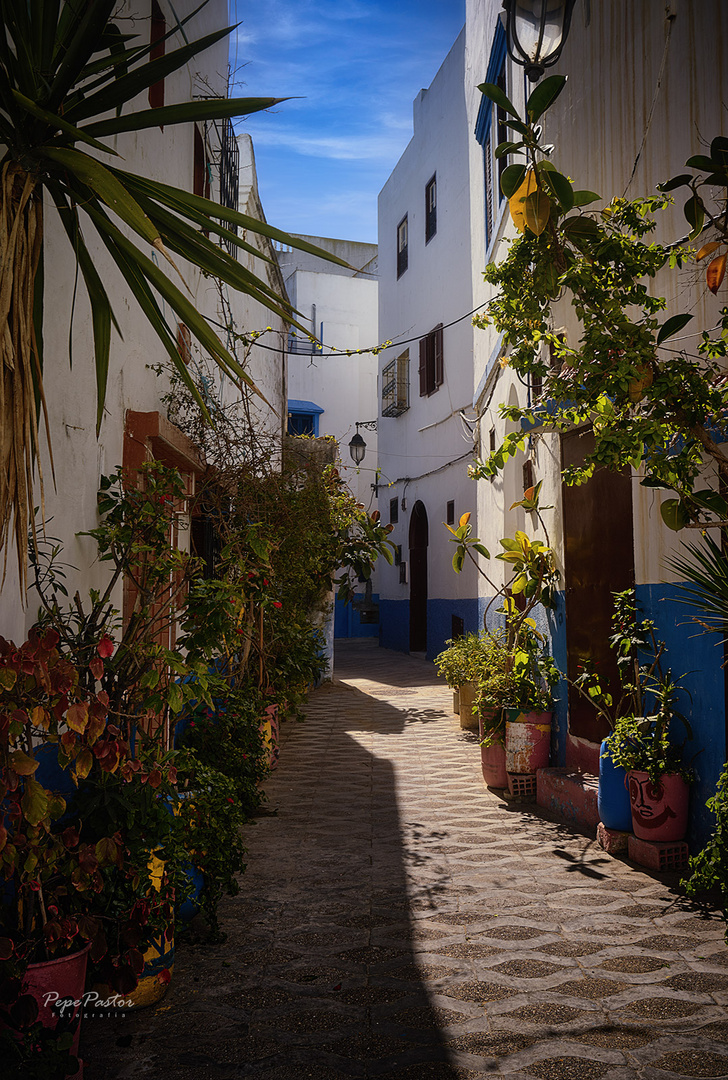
[349,431,367,465]
[502,0,576,82]
[348,420,377,465]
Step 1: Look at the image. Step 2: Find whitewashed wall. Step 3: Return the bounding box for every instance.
[0,0,286,642]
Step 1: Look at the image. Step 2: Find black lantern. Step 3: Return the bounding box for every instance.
[349,431,367,465]
[502,0,576,82]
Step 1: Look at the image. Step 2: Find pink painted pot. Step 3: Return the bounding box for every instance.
[505,716,551,774]
[22,942,91,1073]
[480,741,508,788]
[478,712,507,787]
[628,770,689,842]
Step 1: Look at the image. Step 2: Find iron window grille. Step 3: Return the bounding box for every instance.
[389,497,399,524]
[382,350,410,416]
[219,117,239,257]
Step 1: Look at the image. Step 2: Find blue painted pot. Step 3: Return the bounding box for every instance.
[597,738,632,832]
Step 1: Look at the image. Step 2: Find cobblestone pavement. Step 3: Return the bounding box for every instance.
[82,640,728,1079]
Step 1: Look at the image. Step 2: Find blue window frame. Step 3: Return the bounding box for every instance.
[475,21,508,252]
[287,399,324,437]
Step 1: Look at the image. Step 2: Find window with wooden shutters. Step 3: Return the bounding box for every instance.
[397,215,408,278]
[418,324,444,397]
[425,174,437,243]
[474,21,507,254]
[148,0,166,114]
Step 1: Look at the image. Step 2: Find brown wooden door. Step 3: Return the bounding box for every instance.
[409,501,428,652]
[561,428,635,745]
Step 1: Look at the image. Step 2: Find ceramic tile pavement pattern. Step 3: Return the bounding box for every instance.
[81,640,728,1080]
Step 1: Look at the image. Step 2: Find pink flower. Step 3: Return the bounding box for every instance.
[273,601,282,609]
[189,721,196,729]
[226,797,234,804]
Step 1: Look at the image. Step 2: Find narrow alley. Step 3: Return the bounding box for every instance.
[83,641,728,1079]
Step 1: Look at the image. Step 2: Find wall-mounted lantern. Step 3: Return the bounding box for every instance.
[502,0,576,82]
[348,420,377,465]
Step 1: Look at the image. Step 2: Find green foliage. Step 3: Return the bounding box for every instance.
[469,84,728,525]
[172,755,250,941]
[683,763,728,941]
[593,591,694,784]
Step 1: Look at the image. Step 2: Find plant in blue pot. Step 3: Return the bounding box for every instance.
[573,590,693,834]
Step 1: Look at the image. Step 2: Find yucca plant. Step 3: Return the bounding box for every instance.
[0,0,344,591]
[668,533,728,641]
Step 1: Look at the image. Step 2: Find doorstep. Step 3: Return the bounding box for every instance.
[536,767,601,830]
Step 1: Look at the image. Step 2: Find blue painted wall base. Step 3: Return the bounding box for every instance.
[334,592,380,638]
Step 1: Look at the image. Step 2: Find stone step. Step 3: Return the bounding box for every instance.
[536,767,601,829]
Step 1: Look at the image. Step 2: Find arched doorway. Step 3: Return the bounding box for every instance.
[409,501,428,653]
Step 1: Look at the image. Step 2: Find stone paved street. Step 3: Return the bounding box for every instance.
[83,640,728,1079]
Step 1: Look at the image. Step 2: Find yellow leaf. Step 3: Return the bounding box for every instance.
[459,512,471,528]
[21,780,49,827]
[66,702,89,734]
[523,486,535,501]
[696,240,722,261]
[509,169,538,232]
[524,189,551,236]
[707,253,727,295]
[10,750,38,776]
[74,748,93,781]
[31,707,49,731]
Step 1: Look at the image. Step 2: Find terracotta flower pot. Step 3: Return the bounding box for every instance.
[479,712,507,788]
[22,942,91,1072]
[628,770,689,842]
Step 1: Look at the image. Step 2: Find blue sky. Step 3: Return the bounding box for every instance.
[228,0,466,244]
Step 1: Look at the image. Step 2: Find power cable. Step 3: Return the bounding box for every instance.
[205,300,490,359]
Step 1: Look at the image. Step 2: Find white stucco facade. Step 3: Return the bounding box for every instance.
[377,27,482,657]
[0,0,287,642]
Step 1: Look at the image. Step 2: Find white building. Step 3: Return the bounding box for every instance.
[277,235,381,637]
[376,28,482,658]
[379,0,728,848]
[0,1,288,645]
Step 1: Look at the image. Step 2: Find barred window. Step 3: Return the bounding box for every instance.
[382,350,410,416]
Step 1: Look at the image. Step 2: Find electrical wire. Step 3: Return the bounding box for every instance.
[205,301,490,359]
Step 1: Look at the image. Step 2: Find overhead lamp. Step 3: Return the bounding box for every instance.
[502,0,576,82]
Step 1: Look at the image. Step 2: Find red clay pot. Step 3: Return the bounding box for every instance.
[478,713,507,787]
[22,942,91,1073]
[628,770,689,842]
[505,714,551,774]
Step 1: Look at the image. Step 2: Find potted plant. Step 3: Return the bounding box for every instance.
[598,592,694,841]
[0,627,129,1076]
[499,615,560,775]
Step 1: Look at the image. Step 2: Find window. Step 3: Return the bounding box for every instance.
[475,21,508,251]
[530,370,543,401]
[523,459,535,493]
[194,126,210,200]
[382,350,410,416]
[148,0,166,114]
[425,174,437,243]
[287,399,323,436]
[219,117,239,257]
[418,324,444,397]
[399,561,408,584]
[389,497,399,524]
[446,500,455,526]
[451,615,465,640]
[397,215,408,278]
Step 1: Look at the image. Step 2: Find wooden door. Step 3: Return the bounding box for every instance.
[409,501,428,652]
[561,428,635,745]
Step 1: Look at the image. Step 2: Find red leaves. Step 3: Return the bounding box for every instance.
[89,656,104,681]
[97,635,115,658]
[62,826,80,850]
